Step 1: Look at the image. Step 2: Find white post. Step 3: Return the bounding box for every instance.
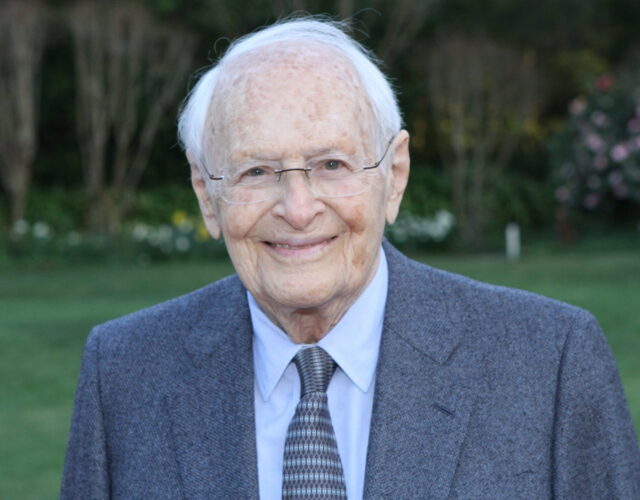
[505,223,521,261]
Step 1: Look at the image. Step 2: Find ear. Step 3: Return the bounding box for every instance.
[188,153,221,239]
[384,130,410,225]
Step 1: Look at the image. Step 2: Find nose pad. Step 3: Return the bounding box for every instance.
[276,167,311,185]
[276,168,315,198]
[273,169,323,229]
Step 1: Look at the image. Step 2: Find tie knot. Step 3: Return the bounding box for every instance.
[293,346,336,396]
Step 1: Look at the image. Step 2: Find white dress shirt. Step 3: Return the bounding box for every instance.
[250,248,388,500]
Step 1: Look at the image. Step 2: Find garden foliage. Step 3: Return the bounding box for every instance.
[551,71,640,221]
[2,0,640,255]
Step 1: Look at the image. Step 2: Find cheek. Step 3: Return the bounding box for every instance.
[220,206,261,241]
[348,205,367,234]
[347,191,387,236]
[224,217,246,240]
[342,202,384,267]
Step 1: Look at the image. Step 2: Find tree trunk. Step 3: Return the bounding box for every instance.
[0,0,46,230]
[426,34,540,247]
[68,1,194,234]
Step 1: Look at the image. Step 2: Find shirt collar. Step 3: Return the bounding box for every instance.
[251,247,388,401]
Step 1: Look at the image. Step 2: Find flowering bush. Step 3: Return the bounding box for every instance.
[6,211,225,262]
[127,210,224,260]
[550,73,640,216]
[385,210,455,248]
[5,208,455,262]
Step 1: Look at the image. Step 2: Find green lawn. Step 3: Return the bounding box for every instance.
[1,250,638,499]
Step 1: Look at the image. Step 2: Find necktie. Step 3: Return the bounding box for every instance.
[282,346,348,499]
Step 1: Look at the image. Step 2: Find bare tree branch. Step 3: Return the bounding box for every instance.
[0,0,47,226]
[68,1,195,233]
[426,34,540,245]
[377,0,435,64]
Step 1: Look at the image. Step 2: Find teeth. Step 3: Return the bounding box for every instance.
[273,242,316,249]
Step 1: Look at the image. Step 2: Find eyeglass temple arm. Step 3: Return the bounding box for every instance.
[363,137,395,171]
[202,167,223,181]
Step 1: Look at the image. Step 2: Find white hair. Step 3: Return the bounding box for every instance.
[177,16,403,170]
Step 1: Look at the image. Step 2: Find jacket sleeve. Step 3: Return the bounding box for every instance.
[60,329,110,500]
[552,312,640,499]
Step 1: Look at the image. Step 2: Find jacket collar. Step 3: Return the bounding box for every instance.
[167,276,259,499]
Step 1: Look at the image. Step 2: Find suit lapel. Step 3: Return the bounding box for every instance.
[161,245,482,498]
[165,278,259,499]
[364,244,482,498]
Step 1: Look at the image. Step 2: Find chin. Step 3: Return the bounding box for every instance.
[263,275,345,311]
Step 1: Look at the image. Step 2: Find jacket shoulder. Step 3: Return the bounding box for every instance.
[87,273,245,354]
[383,242,599,356]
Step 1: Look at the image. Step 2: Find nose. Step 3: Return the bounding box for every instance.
[271,170,325,230]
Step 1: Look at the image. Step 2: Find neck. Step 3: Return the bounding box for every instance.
[257,297,353,344]
[255,257,380,344]
[250,250,382,343]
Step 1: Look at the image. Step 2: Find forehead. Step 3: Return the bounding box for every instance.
[206,42,375,159]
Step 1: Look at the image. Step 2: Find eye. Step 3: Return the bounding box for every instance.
[322,159,345,171]
[233,165,273,185]
[246,167,266,177]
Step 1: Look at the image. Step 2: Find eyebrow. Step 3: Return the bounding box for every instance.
[229,151,280,162]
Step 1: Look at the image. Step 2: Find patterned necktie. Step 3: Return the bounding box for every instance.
[282,346,348,499]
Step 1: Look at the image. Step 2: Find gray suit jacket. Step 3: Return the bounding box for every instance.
[61,242,640,499]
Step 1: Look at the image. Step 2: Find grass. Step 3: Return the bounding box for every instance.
[1,249,639,499]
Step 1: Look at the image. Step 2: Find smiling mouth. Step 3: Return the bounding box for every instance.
[263,236,337,253]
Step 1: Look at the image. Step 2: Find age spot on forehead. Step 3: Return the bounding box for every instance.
[207,41,377,159]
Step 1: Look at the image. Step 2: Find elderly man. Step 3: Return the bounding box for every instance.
[61,18,640,499]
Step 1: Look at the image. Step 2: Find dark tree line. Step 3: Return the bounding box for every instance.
[2,0,639,242]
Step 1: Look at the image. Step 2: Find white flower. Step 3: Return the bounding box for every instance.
[175,236,191,252]
[11,219,29,236]
[32,222,52,239]
[132,223,150,242]
[387,210,455,243]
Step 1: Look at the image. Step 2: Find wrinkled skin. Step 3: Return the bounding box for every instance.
[190,43,410,343]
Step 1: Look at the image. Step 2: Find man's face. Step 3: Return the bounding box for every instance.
[193,46,409,317]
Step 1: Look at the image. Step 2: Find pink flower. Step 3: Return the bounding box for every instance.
[611,144,629,162]
[569,97,587,116]
[586,133,606,152]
